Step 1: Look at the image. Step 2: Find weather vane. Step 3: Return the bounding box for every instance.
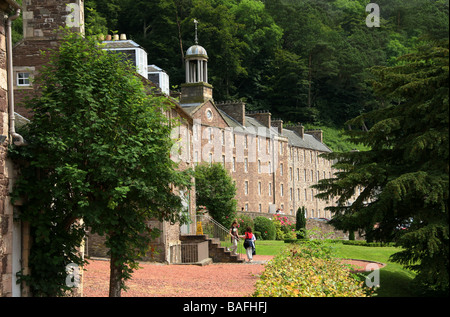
[194,19,198,44]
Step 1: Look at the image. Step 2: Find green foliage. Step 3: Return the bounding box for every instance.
[295,206,307,239]
[272,214,296,240]
[341,240,395,247]
[194,163,237,227]
[253,242,367,297]
[314,39,449,295]
[254,216,276,240]
[51,0,450,127]
[236,214,254,235]
[10,30,192,296]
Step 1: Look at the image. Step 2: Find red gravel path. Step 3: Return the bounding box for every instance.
[83,256,384,297]
[83,255,274,297]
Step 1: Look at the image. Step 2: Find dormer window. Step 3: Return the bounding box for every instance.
[17,72,30,86]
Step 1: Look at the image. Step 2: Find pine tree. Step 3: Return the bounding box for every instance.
[314,38,449,295]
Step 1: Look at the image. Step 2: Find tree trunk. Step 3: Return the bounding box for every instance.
[308,52,312,108]
[175,3,184,66]
[109,254,122,297]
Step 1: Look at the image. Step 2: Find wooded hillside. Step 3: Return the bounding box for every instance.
[11,0,448,128]
[82,0,448,128]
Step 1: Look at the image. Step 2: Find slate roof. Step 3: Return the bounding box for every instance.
[283,129,332,153]
[182,101,332,152]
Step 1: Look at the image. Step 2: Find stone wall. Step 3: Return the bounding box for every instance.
[0,9,10,298]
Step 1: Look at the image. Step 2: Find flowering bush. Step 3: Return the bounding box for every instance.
[272,214,296,240]
[253,242,367,297]
[236,214,254,235]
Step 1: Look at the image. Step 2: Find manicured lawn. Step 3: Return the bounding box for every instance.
[253,240,418,297]
[328,243,417,297]
[253,240,286,255]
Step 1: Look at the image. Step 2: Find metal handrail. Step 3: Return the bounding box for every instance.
[196,214,243,259]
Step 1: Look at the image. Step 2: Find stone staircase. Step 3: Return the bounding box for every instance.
[180,235,244,263]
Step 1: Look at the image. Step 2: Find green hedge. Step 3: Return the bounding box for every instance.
[341,240,395,247]
[254,216,276,240]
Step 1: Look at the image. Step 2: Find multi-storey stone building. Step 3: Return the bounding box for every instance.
[178,43,336,220]
[2,0,343,297]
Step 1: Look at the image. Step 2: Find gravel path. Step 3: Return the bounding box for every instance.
[83,255,274,297]
[83,256,384,297]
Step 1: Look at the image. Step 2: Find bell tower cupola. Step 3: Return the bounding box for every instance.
[180,19,213,105]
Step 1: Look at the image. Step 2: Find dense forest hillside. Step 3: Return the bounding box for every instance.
[12,0,449,129]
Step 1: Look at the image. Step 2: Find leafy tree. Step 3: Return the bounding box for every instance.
[10,31,192,297]
[314,39,449,295]
[194,163,237,227]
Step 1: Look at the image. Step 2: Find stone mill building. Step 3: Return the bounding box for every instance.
[0,0,348,297]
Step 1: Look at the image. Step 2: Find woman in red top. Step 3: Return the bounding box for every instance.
[244,227,256,262]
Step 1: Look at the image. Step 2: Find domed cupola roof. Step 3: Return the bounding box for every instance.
[186,45,208,59]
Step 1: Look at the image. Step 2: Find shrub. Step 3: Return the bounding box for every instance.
[254,216,276,240]
[253,243,367,297]
[296,206,307,239]
[236,214,254,235]
[272,214,296,240]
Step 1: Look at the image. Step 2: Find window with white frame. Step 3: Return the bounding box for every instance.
[17,72,30,86]
[245,181,249,195]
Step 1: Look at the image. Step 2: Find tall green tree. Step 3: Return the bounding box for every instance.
[194,163,237,227]
[314,39,449,295]
[11,31,192,297]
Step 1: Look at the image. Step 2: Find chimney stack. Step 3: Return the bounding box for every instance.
[216,100,246,126]
[305,129,323,143]
[286,123,304,139]
[271,119,283,135]
[246,110,271,129]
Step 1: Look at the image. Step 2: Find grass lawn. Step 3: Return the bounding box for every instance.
[254,240,418,297]
[328,243,417,297]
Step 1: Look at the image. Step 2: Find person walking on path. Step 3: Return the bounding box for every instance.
[229,220,240,255]
[244,227,256,262]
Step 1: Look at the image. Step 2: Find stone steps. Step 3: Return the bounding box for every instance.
[180,235,244,263]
